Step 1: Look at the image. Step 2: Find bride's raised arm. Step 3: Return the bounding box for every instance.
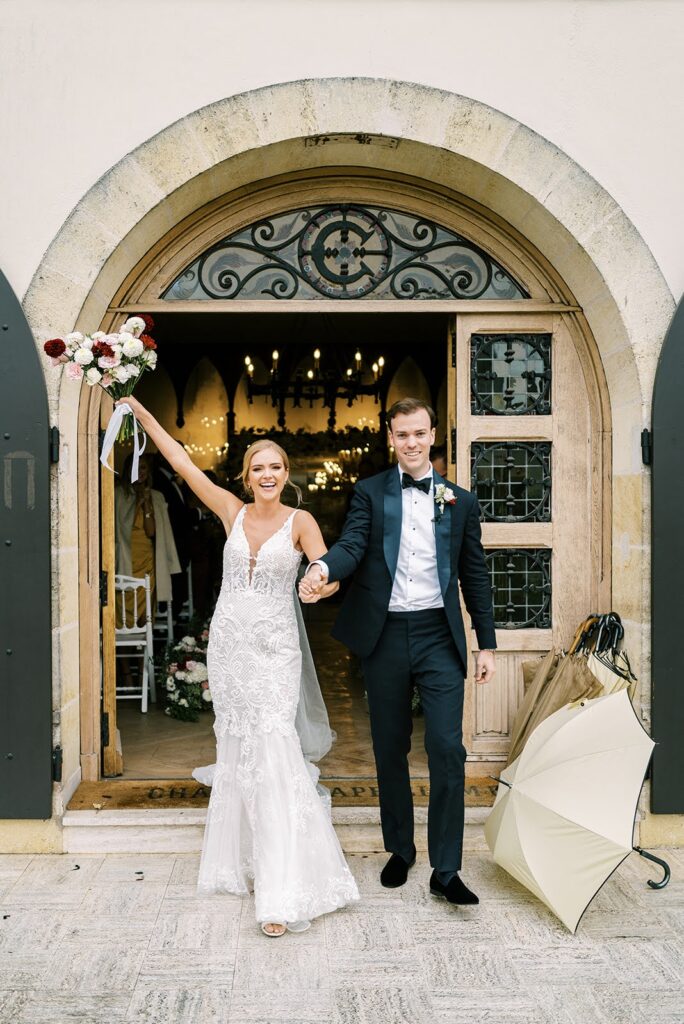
[116,396,243,530]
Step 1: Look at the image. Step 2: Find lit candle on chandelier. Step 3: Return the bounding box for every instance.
[355,350,362,373]
[271,349,279,374]
[372,362,379,381]
[313,348,321,374]
[245,355,254,379]
[378,356,385,376]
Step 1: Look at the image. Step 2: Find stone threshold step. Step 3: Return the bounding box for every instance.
[61,807,489,854]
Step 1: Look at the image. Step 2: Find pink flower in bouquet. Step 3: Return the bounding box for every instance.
[65,362,84,381]
[101,372,114,388]
[185,660,197,671]
[201,681,209,690]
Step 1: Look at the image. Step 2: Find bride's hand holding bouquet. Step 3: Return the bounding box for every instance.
[43,315,157,443]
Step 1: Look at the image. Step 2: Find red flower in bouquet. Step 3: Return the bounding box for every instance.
[140,314,155,332]
[91,340,115,359]
[141,334,157,350]
[44,338,66,357]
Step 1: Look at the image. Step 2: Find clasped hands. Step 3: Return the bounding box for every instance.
[299,565,326,604]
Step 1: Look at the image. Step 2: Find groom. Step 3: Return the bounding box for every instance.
[299,398,496,904]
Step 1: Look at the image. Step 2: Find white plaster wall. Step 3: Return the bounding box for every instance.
[1,0,683,302]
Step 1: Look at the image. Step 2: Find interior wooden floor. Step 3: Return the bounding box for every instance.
[69,602,498,808]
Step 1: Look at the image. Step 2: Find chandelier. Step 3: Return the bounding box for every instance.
[243,347,385,429]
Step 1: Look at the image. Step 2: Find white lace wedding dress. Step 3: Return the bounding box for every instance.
[192,505,359,926]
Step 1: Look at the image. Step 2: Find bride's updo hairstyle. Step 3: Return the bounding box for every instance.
[239,438,303,507]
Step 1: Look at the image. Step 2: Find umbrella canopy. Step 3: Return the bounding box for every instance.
[485,689,654,932]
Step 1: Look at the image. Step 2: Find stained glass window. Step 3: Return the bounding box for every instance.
[471,334,551,415]
[472,442,551,522]
[163,204,528,302]
[485,548,552,629]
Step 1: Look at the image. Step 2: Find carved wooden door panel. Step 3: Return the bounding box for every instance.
[448,312,598,771]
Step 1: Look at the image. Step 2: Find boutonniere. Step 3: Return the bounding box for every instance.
[433,483,457,522]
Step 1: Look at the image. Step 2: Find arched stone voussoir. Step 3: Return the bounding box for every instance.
[23,77,673,404]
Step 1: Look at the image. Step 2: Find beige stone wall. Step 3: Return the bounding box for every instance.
[4,79,676,852]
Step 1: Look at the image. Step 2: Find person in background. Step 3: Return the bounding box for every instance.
[153,449,197,621]
[115,453,181,623]
[430,443,448,478]
[187,470,225,621]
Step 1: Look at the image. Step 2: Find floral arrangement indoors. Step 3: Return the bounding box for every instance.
[164,628,213,722]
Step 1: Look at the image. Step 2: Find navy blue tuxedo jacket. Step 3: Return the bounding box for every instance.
[319,468,497,668]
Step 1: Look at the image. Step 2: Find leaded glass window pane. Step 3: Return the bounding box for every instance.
[472,442,551,522]
[485,548,552,629]
[162,204,528,301]
[471,333,551,415]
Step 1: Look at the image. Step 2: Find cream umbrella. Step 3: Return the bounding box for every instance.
[485,689,669,933]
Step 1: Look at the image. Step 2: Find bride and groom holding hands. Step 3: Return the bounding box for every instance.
[120,393,496,937]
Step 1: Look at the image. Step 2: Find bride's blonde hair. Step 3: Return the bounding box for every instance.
[239,438,302,506]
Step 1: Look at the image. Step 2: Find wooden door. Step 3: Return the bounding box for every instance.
[448,312,598,770]
[100,396,122,776]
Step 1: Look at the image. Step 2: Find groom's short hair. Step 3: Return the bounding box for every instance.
[387,398,437,429]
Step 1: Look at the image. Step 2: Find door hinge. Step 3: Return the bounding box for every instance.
[101,712,110,748]
[49,426,60,464]
[641,428,652,466]
[451,324,457,368]
[450,426,457,464]
[99,570,108,606]
[51,745,62,782]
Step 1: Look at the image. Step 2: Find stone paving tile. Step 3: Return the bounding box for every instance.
[148,907,242,952]
[232,945,328,993]
[330,948,424,990]
[0,845,681,1023]
[431,988,547,1024]
[79,881,168,918]
[94,853,177,885]
[228,990,333,1023]
[41,942,148,995]
[0,990,31,1024]
[332,984,434,1024]
[0,909,68,954]
[15,993,132,1024]
[124,986,233,1023]
[135,952,236,992]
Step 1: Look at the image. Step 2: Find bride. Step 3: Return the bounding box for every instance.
[116,398,360,936]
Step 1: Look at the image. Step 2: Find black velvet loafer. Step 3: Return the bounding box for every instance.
[380,847,417,888]
[429,870,479,905]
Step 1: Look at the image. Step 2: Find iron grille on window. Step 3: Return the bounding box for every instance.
[162,204,528,301]
[472,442,551,522]
[485,548,551,629]
[471,334,551,415]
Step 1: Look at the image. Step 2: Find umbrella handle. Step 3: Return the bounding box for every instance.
[633,846,671,889]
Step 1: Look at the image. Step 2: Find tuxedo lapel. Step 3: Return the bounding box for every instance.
[383,468,402,579]
[433,470,452,596]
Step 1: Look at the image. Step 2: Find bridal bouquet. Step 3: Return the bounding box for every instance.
[163,629,213,722]
[43,314,157,442]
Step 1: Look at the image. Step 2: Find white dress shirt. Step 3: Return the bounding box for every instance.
[388,465,444,612]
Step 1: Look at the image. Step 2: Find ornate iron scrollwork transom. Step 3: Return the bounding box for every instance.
[472,442,551,522]
[471,333,551,415]
[485,548,552,629]
[163,204,528,301]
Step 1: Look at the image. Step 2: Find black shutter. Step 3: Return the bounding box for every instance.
[651,294,684,812]
[0,271,52,818]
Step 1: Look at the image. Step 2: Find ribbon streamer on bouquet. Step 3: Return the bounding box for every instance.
[99,403,147,483]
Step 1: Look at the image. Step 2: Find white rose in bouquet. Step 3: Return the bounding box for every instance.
[74,347,94,365]
[64,332,84,349]
[122,335,144,358]
[122,316,146,337]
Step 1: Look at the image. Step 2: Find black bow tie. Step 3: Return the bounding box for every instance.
[401,472,431,494]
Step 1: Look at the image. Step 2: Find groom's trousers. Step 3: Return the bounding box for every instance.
[361,607,467,873]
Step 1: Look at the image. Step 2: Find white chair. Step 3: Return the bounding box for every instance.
[154,600,174,643]
[114,573,156,712]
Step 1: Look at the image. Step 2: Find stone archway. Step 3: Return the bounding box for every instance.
[18,78,676,850]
